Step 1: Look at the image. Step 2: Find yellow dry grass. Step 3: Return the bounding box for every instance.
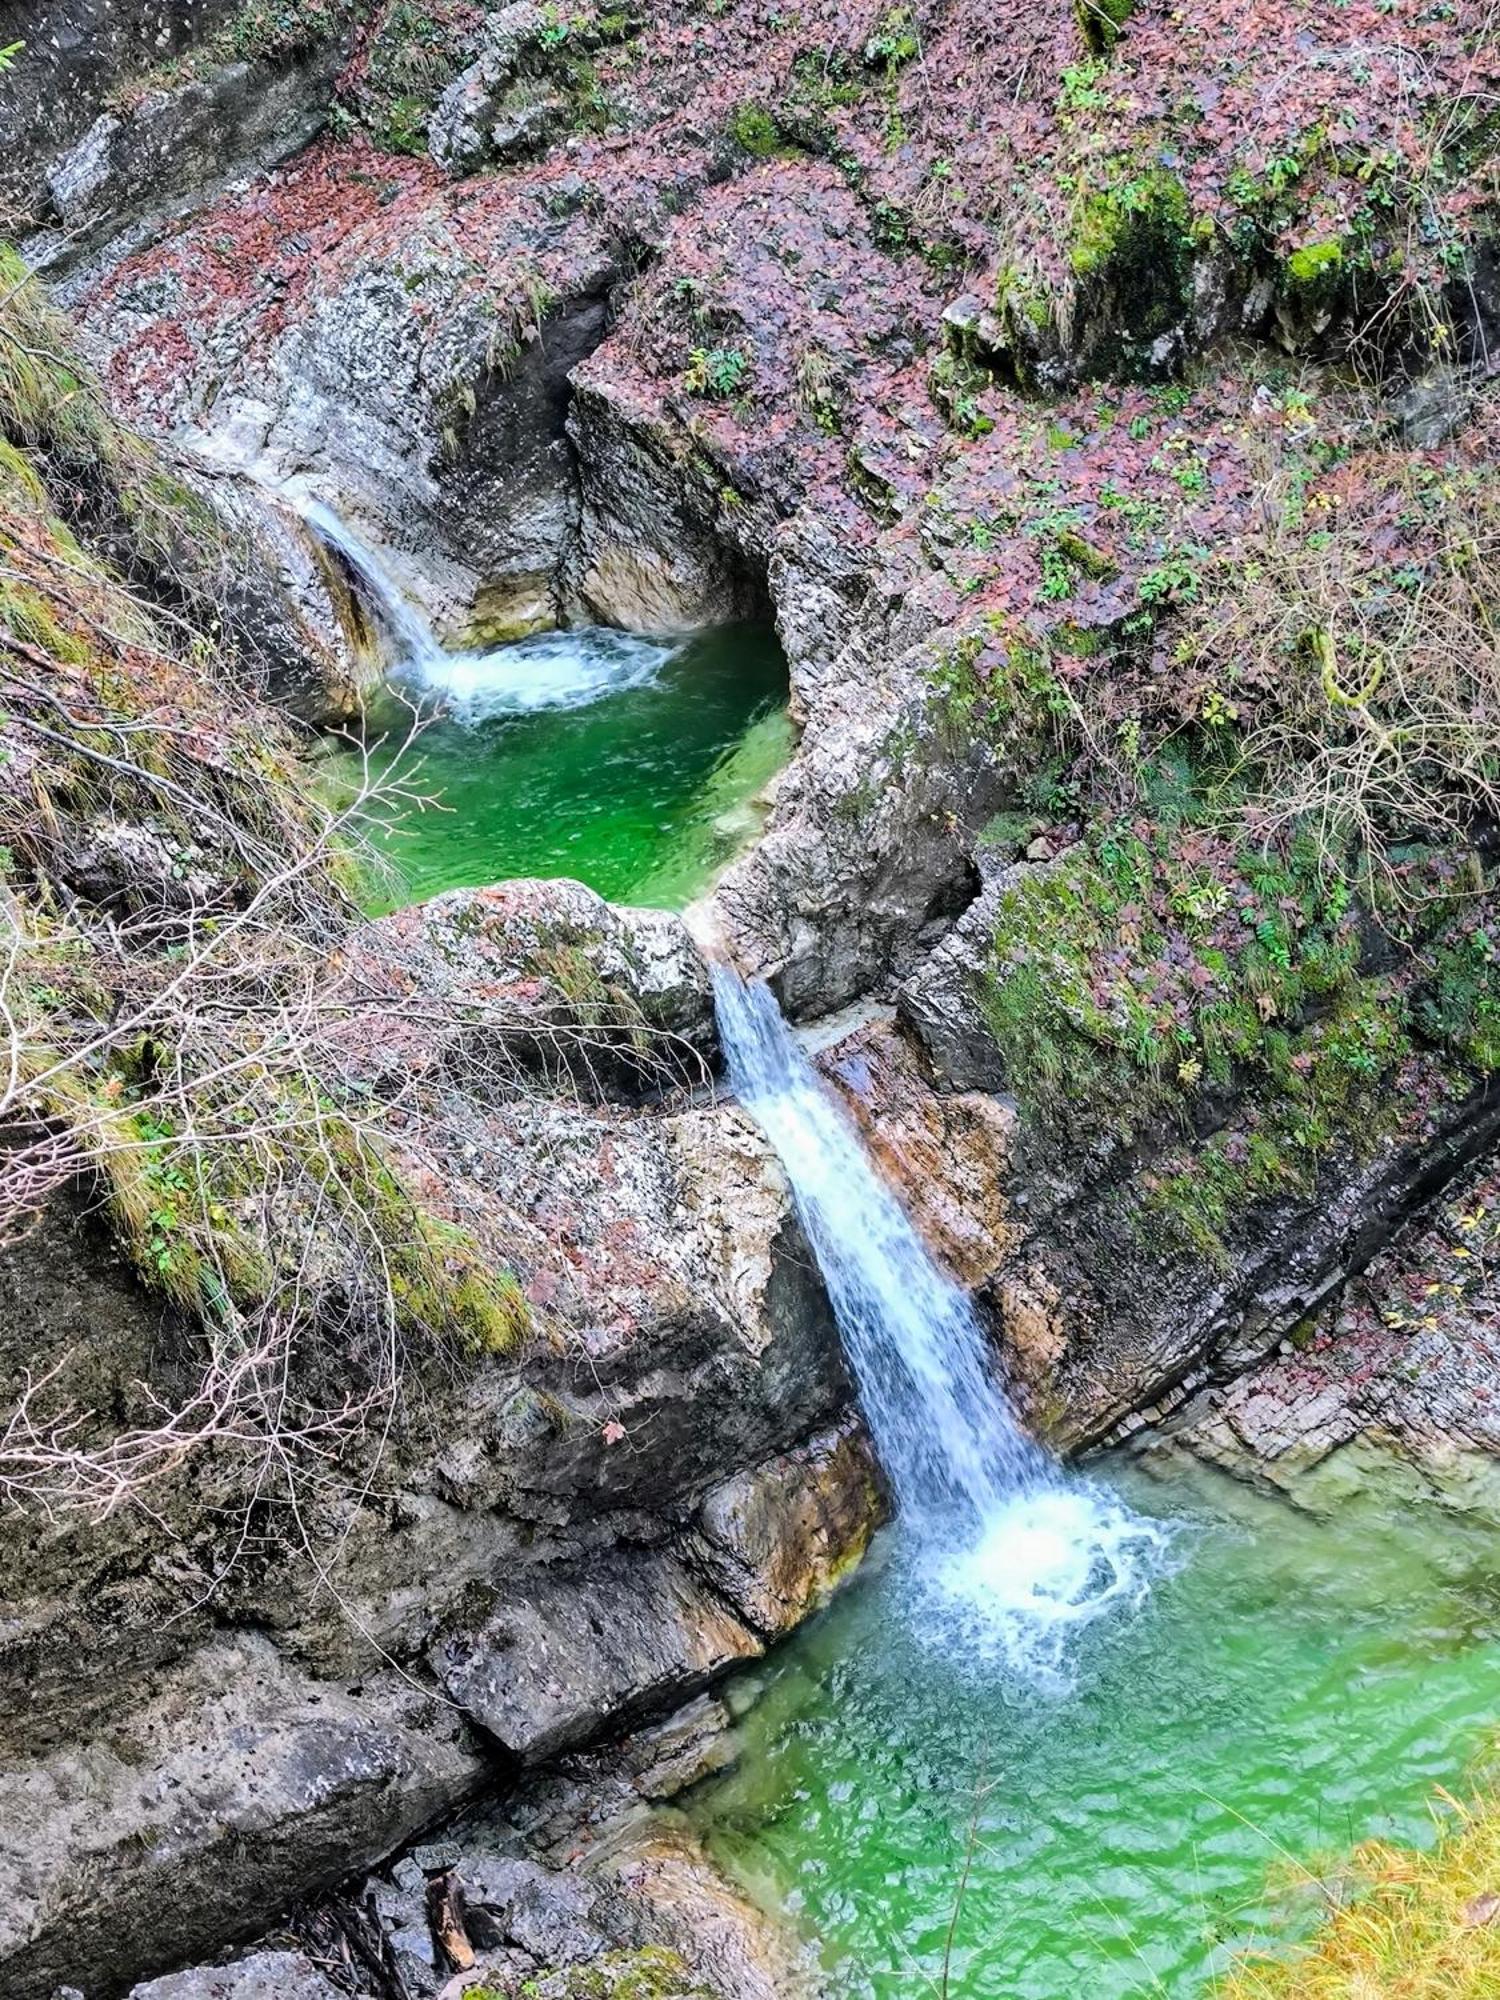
[1221,1772,1500,2000]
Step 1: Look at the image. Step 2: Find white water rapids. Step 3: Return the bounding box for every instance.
[712,967,1167,1681]
[300,498,673,719]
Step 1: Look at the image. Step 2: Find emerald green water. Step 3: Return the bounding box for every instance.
[687,1453,1500,1998]
[320,625,790,912]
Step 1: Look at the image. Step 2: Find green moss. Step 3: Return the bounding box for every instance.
[1074,0,1136,57]
[1285,239,1345,288]
[865,6,919,70]
[789,46,865,111]
[976,812,1378,1145]
[1415,925,1500,1072]
[928,350,995,437]
[377,89,431,153]
[515,1945,709,1998]
[730,102,780,157]
[1071,168,1190,281]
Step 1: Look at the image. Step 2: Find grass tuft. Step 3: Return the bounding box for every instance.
[1222,1764,1500,2000]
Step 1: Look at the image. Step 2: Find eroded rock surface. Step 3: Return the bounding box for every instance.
[0,879,875,2000]
[130,1953,347,2000]
[1154,1161,1500,1506]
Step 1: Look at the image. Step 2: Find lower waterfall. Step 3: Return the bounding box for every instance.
[711,966,1166,1678]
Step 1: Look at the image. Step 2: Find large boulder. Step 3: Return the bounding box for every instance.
[344,876,718,1097]
[0,1639,486,2000]
[433,1547,764,1763]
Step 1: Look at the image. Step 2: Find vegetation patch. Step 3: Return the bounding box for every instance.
[974,763,1497,1261]
[1,248,535,1529]
[1221,1756,1500,2000]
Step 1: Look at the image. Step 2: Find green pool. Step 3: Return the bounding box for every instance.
[321,623,790,912]
[685,1452,1500,1998]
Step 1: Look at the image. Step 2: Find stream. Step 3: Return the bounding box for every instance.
[311,510,1500,1998]
[704,974,1500,1995]
[685,1456,1500,1998]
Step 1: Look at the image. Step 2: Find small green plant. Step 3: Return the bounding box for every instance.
[731,102,780,156]
[1059,58,1109,112]
[865,5,919,69]
[1138,551,1204,605]
[684,344,751,397]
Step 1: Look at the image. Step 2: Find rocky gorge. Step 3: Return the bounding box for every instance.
[3,2,1500,1997]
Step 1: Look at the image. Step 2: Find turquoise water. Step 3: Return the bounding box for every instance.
[686,1453,1500,1998]
[320,624,790,912]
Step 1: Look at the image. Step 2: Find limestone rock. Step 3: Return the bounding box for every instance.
[595,1824,817,2000]
[129,1953,349,2000]
[428,7,563,176]
[0,1,252,239]
[0,1638,486,2000]
[345,876,716,1097]
[459,1852,609,1962]
[896,854,1022,1094]
[431,1548,763,1762]
[693,1424,884,1638]
[568,380,771,633]
[818,1019,1017,1288]
[1156,1158,1500,1510]
[34,43,349,276]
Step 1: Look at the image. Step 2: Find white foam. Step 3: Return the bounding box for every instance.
[712,967,1172,1687]
[411,627,674,722]
[930,1487,1173,1685]
[296,495,675,719]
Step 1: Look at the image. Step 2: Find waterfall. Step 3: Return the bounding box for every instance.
[301,497,446,674]
[712,966,1166,1677]
[298,497,673,719]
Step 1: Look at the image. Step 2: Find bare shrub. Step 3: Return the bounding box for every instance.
[0,255,707,1543]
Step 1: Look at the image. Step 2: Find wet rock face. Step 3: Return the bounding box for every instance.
[692,1424,884,1638]
[204,468,385,723]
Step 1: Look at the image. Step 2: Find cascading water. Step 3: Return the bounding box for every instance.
[300,497,673,718]
[711,967,1167,1679]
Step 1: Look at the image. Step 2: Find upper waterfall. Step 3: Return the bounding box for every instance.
[711,965,1166,1678]
[299,497,673,719]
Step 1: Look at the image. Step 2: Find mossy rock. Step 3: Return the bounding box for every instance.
[1073,0,1136,56]
[987,173,1197,387]
[1070,171,1194,353]
[1275,237,1352,349]
[513,1945,714,1999]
